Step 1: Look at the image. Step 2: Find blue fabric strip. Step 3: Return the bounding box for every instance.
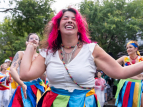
[127,82,135,107]
[23,79,41,86]
[67,93,86,107]
[118,81,128,107]
[130,43,138,48]
[35,84,45,93]
[21,85,40,107]
[21,86,33,107]
[8,88,17,107]
[85,95,96,107]
[51,87,90,96]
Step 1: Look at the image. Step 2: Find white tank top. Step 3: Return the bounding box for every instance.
[40,43,97,92]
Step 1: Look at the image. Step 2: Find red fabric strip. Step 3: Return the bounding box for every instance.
[0,85,9,90]
[12,86,23,107]
[94,93,98,101]
[42,91,58,107]
[94,93,99,107]
[122,81,132,107]
[30,85,38,96]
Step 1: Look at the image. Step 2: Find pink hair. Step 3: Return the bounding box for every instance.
[47,8,91,52]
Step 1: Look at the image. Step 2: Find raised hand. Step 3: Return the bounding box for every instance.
[26,41,37,49]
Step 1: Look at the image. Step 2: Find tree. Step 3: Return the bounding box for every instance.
[0,17,27,64]
[11,0,55,37]
[79,0,143,58]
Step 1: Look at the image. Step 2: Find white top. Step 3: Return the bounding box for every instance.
[40,43,97,92]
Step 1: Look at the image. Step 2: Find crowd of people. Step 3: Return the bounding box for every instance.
[0,7,143,107]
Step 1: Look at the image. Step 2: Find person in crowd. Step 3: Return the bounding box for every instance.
[0,63,12,107]
[19,8,143,107]
[4,59,11,71]
[95,71,106,107]
[8,33,45,107]
[115,40,143,107]
[4,59,18,101]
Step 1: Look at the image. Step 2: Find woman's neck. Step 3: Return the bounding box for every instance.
[61,33,78,46]
[129,53,138,59]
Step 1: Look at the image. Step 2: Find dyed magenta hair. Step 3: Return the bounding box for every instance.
[47,8,91,52]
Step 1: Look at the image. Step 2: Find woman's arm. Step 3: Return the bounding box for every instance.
[116,56,125,65]
[129,74,143,80]
[93,45,143,79]
[10,51,25,86]
[20,44,46,81]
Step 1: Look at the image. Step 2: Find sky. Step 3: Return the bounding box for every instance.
[0,0,84,23]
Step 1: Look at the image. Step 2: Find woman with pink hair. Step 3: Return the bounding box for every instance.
[20,8,143,107]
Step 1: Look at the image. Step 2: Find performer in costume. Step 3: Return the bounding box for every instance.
[8,33,45,107]
[19,8,143,107]
[0,63,12,107]
[115,40,143,107]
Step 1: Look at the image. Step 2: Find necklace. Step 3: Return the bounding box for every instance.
[60,42,93,90]
[61,42,79,64]
[61,45,77,64]
[130,55,138,64]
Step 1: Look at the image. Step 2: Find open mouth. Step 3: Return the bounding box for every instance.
[65,25,74,30]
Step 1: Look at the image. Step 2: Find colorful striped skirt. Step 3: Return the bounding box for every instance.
[8,78,45,107]
[37,87,101,107]
[115,78,142,107]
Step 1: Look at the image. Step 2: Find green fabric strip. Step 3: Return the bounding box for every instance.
[126,78,141,83]
[51,94,70,107]
[97,100,101,107]
[115,79,126,99]
[137,82,141,107]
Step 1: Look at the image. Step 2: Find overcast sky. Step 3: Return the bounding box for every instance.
[0,0,84,23]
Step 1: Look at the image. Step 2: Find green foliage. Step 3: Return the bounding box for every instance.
[0,18,27,64]
[11,0,55,36]
[79,0,143,58]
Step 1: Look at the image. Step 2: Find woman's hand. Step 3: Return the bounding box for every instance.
[26,41,37,50]
[21,84,27,99]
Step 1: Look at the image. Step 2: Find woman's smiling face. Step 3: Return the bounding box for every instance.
[59,11,78,36]
[126,44,138,55]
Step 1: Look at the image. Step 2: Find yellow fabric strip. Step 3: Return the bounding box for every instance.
[84,89,96,107]
[36,89,42,104]
[133,82,139,107]
[86,89,95,97]
[11,80,18,89]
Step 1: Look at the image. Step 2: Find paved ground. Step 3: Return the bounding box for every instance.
[104,98,117,107]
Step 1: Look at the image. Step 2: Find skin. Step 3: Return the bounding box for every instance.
[97,72,102,78]
[10,34,39,98]
[5,61,11,67]
[20,11,143,99]
[117,43,143,107]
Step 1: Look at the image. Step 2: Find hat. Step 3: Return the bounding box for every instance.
[4,59,11,63]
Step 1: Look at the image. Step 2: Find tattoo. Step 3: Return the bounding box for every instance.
[18,60,21,66]
[13,52,19,63]
[13,62,17,68]
[11,52,19,68]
